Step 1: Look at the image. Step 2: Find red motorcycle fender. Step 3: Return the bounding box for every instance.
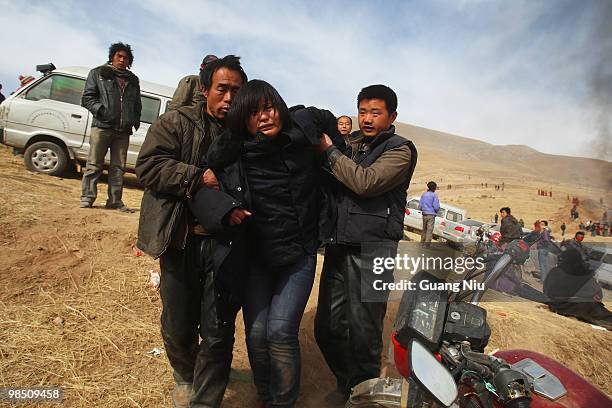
[493,349,612,408]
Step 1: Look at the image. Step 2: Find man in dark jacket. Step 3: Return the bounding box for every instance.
[168,54,218,111]
[499,207,522,244]
[544,248,612,330]
[80,42,141,211]
[135,55,247,408]
[314,85,417,397]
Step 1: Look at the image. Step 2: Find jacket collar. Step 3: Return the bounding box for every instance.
[99,64,138,83]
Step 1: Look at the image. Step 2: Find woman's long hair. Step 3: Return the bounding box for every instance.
[226,79,291,137]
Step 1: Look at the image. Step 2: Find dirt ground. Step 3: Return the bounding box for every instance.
[0,144,610,407]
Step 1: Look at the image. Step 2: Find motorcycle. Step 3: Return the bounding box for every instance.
[346,232,612,407]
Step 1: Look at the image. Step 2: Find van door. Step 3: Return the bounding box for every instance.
[79,93,162,170]
[126,94,161,168]
[6,74,89,148]
[405,198,422,230]
[433,207,447,237]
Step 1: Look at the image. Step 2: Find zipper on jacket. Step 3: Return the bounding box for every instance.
[119,88,124,130]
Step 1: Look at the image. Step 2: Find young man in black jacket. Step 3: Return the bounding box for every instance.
[80,42,141,211]
[315,85,417,397]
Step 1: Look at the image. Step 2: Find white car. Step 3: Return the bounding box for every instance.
[0,63,175,176]
[403,196,468,244]
[584,244,612,289]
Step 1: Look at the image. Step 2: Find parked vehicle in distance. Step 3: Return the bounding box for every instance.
[0,64,174,176]
[584,244,612,289]
[404,196,468,245]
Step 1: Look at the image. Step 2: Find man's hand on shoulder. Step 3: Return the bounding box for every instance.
[315,133,334,154]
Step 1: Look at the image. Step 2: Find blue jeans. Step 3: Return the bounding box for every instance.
[243,255,316,408]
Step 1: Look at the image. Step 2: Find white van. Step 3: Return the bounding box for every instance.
[404,196,468,244]
[0,64,174,176]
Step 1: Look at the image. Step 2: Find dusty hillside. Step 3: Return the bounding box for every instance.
[395,122,612,191]
[0,144,610,407]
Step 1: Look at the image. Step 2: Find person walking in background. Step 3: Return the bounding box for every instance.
[494,212,499,224]
[337,115,353,144]
[419,181,440,248]
[561,222,567,237]
[168,54,218,110]
[80,42,142,211]
[538,220,553,282]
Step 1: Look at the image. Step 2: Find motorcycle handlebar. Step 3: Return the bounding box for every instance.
[469,232,542,304]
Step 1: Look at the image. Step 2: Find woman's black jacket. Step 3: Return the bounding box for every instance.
[188,106,344,296]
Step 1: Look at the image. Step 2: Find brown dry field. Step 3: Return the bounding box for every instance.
[0,143,610,407]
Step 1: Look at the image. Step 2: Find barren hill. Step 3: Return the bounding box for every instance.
[394,122,612,190]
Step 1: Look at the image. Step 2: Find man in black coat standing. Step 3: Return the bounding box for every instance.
[80,42,142,211]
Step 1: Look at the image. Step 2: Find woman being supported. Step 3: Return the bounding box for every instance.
[191,79,344,407]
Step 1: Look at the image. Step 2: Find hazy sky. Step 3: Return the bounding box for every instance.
[0,0,610,160]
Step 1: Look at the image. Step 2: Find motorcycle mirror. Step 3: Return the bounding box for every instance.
[409,339,458,407]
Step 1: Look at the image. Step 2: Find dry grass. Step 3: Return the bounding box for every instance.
[0,144,610,407]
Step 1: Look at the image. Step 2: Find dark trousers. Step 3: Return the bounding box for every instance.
[80,127,130,207]
[243,255,316,408]
[159,235,239,408]
[314,244,389,394]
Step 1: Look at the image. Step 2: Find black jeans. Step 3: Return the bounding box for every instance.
[159,235,240,408]
[314,244,389,394]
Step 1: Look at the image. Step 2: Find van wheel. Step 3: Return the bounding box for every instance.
[24,141,69,176]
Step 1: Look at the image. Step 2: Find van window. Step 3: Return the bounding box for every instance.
[437,208,445,217]
[141,95,161,124]
[26,75,85,105]
[602,254,612,265]
[407,200,420,210]
[446,210,463,222]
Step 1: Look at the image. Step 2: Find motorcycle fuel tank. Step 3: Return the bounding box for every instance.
[494,349,612,408]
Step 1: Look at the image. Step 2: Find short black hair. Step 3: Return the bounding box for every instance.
[226,79,291,137]
[338,115,352,124]
[427,181,437,191]
[200,55,248,90]
[541,220,548,226]
[108,42,134,68]
[575,231,585,238]
[500,207,511,214]
[357,84,397,114]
